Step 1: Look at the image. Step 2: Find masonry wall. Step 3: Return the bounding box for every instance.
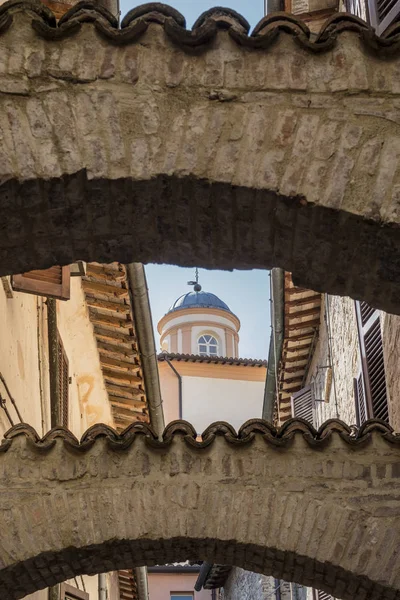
[309,295,360,427]
[382,313,400,430]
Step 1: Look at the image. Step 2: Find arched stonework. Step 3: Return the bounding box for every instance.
[0,4,400,312]
[0,419,400,600]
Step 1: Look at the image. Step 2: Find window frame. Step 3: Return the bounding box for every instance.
[197,333,219,357]
[60,583,89,600]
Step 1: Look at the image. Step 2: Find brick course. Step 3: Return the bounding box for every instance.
[0,421,400,599]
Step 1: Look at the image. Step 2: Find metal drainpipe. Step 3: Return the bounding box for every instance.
[262,269,284,422]
[164,356,183,419]
[47,297,61,600]
[47,298,60,428]
[98,573,107,600]
[126,262,165,438]
[127,263,166,600]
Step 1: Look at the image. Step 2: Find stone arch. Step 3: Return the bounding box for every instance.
[1,419,400,600]
[0,3,400,312]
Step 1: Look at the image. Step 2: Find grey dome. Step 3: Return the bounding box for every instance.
[168,290,233,314]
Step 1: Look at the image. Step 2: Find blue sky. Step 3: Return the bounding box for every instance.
[119,0,265,29]
[145,265,271,360]
[118,0,270,358]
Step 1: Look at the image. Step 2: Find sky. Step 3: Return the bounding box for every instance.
[119,0,265,29]
[145,265,271,360]
[118,0,270,359]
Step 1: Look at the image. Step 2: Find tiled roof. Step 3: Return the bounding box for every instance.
[82,263,149,431]
[0,2,399,56]
[158,352,267,367]
[277,273,322,425]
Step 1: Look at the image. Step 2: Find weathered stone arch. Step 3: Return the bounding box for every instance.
[0,419,400,600]
[0,3,400,312]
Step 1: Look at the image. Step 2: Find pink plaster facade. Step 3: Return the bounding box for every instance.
[148,572,212,600]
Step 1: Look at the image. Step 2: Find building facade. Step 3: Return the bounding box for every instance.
[210,270,400,600]
[0,262,149,600]
[157,284,267,434]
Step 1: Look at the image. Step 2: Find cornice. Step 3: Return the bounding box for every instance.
[0,2,400,56]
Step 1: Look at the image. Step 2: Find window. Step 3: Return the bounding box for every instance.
[58,333,69,428]
[170,595,194,600]
[355,301,389,423]
[60,583,89,600]
[11,265,70,300]
[198,334,219,356]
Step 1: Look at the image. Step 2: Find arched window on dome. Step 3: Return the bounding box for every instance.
[198,334,219,356]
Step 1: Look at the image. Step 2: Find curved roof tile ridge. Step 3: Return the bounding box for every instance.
[1,418,399,452]
[0,0,400,55]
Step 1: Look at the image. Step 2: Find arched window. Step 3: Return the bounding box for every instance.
[198,334,219,356]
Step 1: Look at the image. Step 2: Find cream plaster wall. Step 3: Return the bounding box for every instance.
[148,572,212,600]
[159,361,181,422]
[56,278,113,434]
[182,376,265,433]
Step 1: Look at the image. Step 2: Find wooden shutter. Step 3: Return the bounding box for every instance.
[57,334,69,428]
[315,591,334,600]
[11,266,70,300]
[60,583,89,600]
[118,569,138,600]
[291,385,314,425]
[368,0,400,34]
[353,372,368,427]
[355,301,389,422]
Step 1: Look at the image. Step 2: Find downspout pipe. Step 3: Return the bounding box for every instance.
[127,262,165,439]
[47,298,60,428]
[127,262,166,600]
[262,269,285,422]
[98,574,107,600]
[164,356,182,419]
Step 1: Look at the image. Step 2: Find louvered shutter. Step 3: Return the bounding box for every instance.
[368,0,400,35]
[355,301,389,422]
[118,569,138,600]
[316,591,334,600]
[291,385,314,425]
[57,335,69,428]
[353,371,368,427]
[11,266,70,300]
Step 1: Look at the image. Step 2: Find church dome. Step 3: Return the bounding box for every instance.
[167,290,232,314]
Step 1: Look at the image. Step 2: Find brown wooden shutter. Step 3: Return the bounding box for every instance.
[118,569,138,600]
[353,371,368,427]
[57,334,69,428]
[11,266,70,300]
[291,385,314,425]
[355,301,389,422]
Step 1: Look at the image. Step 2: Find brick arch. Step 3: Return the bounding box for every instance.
[0,3,400,312]
[1,420,400,600]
